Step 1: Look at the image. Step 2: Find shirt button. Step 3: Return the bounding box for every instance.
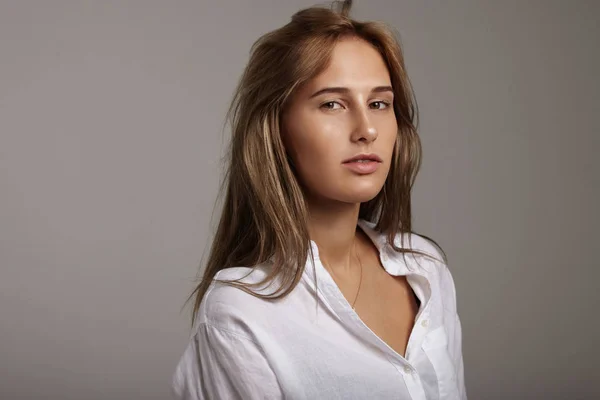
[403,365,412,374]
[421,319,429,328]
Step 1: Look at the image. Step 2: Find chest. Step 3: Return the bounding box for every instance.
[353,271,419,358]
[252,259,458,399]
[263,269,438,399]
[332,252,420,358]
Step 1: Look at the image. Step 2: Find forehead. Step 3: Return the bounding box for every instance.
[309,37,391,89]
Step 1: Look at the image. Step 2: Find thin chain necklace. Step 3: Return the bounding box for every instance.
[322,238,364,311]
[353,244,364,310]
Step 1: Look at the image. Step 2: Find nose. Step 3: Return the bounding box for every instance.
[350,108,378,143]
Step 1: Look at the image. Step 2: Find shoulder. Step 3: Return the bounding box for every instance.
[194,264,277,336]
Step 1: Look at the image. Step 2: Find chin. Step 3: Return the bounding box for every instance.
[308,175,385,204]
[339,186,383,204]
[355,192,381,204]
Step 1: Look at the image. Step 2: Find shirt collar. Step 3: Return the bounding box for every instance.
[306,218,406,281]
[306,218,439,279]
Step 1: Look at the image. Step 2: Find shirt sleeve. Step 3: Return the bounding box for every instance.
[172,322,282,400]
[439,263,468,400]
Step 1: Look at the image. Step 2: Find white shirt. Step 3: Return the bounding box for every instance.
[172,219,467,399]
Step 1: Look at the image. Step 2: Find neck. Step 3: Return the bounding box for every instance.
[306,197,361,274]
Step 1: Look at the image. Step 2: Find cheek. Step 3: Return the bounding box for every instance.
[285,115,340,174]
[381,123,398,161]
[291,135,337,182]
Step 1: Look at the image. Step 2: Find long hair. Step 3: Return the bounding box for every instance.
[187,0,446,327]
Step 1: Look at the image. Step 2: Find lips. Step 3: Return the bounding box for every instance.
[342,159,381,174]
[342,153,383,163]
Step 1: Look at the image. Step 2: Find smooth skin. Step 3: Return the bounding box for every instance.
[281,37,418,357]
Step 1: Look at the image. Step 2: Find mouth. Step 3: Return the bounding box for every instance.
[342,153,382,174]
[342,153,383,164]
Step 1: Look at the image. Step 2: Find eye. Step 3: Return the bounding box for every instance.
[370,101,392,110]
[320,101,343,110]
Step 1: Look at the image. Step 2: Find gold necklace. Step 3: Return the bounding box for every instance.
[322,239,363,311]
[352,244,363,310]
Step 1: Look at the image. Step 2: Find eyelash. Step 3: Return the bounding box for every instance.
[320,100,392,110]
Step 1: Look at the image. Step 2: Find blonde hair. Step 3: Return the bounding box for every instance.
[187,0,445,326]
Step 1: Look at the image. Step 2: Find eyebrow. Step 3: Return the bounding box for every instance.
[308,86,394,99]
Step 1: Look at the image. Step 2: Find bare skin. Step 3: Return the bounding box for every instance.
[352,227,419,357]
[281,36,418,357]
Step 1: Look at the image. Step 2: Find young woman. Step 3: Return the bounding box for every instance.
[172,1,466,399]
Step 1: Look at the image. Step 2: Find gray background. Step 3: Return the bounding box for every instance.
[1,1,598,399]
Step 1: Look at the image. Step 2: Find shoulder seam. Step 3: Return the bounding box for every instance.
[197,321,260,345]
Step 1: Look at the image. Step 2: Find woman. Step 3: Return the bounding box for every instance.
[172,1,466,399]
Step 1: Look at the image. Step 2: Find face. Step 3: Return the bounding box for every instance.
[281,37,398,206]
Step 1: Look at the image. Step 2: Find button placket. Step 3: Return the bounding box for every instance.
[406,305,430,361]
[395,361,427,400]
